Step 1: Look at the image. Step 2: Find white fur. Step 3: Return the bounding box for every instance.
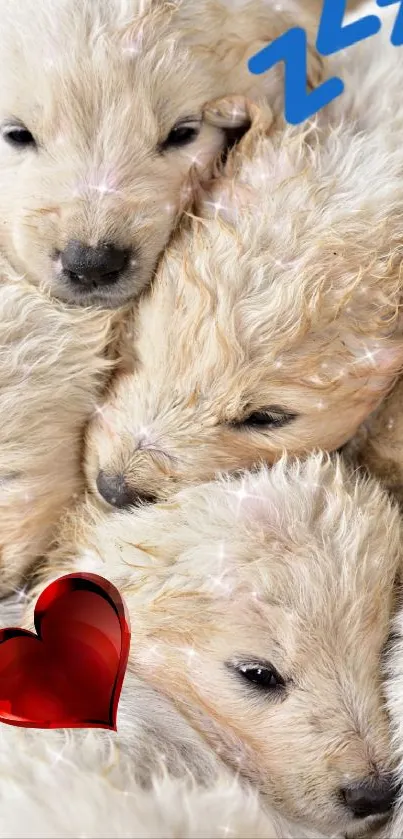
[0,0,323,589]
[26,454,401,836]
[85,2,403,512]
[0,600,320,839]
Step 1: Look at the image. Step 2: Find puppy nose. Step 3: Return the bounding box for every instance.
[96,471,156,509]
[341,775,395,819]
[60,241,130,286]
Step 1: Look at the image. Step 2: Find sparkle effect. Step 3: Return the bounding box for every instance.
[225,478,268,516]
[93,404,118,438]
[180,645,199,668]
[206,542,235,597]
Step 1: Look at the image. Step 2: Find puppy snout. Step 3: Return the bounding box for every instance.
[96,470,156,509]
[60,241,130,287]
[341,775,395,819]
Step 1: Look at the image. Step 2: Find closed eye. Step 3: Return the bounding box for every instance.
[159,118,201,152]
[232,407,298,430]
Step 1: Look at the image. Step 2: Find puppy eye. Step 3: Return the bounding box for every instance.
[2,124,36,149]
[229,661,287,694]
[160,119,201,151]
[235,408,297,430]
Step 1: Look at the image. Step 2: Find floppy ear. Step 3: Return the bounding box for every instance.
[203,95,252,131]
[199,98,275,221]
[203,95,275,143]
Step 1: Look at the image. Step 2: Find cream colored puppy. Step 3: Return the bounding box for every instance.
[0,0,324,584]
[0,597,319,839]
[0,0,322,307]
[28,455,400,836]
[85,2,403,509]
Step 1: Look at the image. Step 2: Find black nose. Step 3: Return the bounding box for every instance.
[60,241,130,287]
[341,775,395,819]
[96,471,157,509]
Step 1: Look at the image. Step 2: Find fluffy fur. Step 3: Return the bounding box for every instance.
[0,260,122,592]
[0,0,322,307]
[383,594,403,839]
[347,385,403,837]
[26,454,401,836]
[0,0,325,585]
[0,580,319,838]
[343,377,403,508]
[84,2,403,509]
[0,721,322,838]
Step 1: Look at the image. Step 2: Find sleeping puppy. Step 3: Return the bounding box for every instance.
[25,454,401,837]
[84,2,403,509]
[0,0,322,307]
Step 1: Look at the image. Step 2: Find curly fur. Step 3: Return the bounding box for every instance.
[0,0,322,307]
[0,593,320,838]
[0,260,123,592]
[0,0,325,586]
[26,454,401,836]
[84,2,403,509]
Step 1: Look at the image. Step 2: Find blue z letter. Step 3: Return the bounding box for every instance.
[248,27,344,126]
[316,0,381,55]
[377,0,403,46]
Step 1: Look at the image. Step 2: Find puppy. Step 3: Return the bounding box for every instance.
[0,593,320,839]
[27,454,400,836]
[0,0,322,307]
[84,2,403,509]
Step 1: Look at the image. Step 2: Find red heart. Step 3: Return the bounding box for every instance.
[0,573,130,729]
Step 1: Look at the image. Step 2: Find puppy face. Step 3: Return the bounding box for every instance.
[85,114,403,506]
[63,456,400,834]
[0,0,238,306]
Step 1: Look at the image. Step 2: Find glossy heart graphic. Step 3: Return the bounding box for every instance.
[0,573,130,729]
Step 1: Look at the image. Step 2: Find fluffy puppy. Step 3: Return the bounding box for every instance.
[0,0,322,307]
[84,2,403,509]
[27,455,400,836]
[0,596,319,839]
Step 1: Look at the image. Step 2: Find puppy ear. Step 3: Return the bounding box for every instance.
[342,338,403,393]
[203,95,252,131]
[204,96,274,145]
[201,99,274,199]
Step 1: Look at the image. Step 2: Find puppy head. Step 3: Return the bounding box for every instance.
[0,0,248,307]
[85,116,403,507]
[71,455,401,834]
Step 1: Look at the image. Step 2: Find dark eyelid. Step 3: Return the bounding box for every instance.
[230,408,298,428]
[158,117,201,153]
[165,116,201,135]
[174,115,201,125]
[226,657,286,678]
